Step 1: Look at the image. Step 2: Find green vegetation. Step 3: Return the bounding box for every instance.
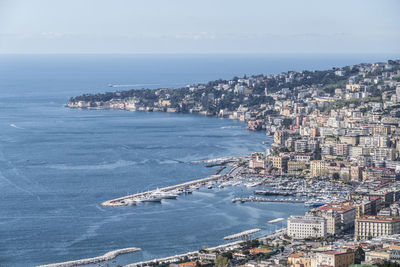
[377,261,400,267]
[214,255,231,267]
[354,246,365,264]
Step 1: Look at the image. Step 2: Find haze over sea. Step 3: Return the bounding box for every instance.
[0,54,398,267]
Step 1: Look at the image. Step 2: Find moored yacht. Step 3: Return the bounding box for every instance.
[152,190,178,199]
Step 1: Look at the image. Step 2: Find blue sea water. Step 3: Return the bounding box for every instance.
[0,54,398,267]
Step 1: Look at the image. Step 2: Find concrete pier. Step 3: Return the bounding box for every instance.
[36,247,141,267]
[191,155,248,163]
[223,228,261,240]
[232,197,305,203]
[102,175,223,207]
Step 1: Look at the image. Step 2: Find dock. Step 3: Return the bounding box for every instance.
[267,218,284,224]
[191,155,249,164]
[102,175,223,207]
[223,228,261,240]
[36,247,141,267]
[232,197,305,203]
[255,190,293,196]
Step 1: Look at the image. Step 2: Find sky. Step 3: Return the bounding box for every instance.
[0,0,399,54]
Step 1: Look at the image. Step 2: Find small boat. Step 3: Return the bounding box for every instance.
[125,199,137,206]
[183,188,193,194]
[152,190,178,199]
[141,196,162,202]
[246,182,260,188]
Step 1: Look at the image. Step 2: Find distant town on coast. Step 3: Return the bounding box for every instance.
[62,59,400,267]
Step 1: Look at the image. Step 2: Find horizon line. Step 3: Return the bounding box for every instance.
[1,52,400,56]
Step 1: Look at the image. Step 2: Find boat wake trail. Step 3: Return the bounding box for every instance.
[66,214,124,247]
[110,83,161,87]
[47,159,144,170]
[0,149,45,198]
[10,124,24,129]
[0,170,36,196]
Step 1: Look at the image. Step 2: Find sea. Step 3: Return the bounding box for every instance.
[0,53,398,267]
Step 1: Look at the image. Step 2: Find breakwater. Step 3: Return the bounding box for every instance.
[102,174,224,207]
[36,247,141,267]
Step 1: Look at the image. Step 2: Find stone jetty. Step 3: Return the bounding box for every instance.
[36,247,141,267]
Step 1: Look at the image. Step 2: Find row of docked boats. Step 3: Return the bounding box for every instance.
[120,185,202,206]
[215,180,242,189]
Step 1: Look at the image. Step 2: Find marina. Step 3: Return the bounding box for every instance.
[102,158,246,207]
[102,174,224,207]
[102,163,355,208]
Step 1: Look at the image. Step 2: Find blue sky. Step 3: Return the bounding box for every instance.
[0,0,399,54]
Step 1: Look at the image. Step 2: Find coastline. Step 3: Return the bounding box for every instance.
[126,228,287,267]
[30,110,274,267]
[35,228,286,267]
[58,57,400,266]
[65,104,265,132]
[61,105,276,267]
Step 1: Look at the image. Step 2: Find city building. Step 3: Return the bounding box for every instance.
[287,216,327,239]
[355,216,400,240]
[315,249,355,267]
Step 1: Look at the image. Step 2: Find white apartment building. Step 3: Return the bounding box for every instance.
[287,216,327,239]
[355,216,400,240]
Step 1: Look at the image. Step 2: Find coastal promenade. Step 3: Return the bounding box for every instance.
[36,247,141,267]
[126,240,244,267]
[127,228,287,266]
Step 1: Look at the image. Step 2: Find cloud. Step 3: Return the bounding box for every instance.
[40,31,65,39]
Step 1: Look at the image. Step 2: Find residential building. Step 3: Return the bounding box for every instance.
[315,249,355,267]
[317,202,356,233]
[287,216,327,239]
[310,160,327,177]
[355,216,400,240]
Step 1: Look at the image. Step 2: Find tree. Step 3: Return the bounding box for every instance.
[336,222,344,231]
[315,148,322,160]
[282,118,293,129]
[332,173,340,180]
[221,251,233,260]
[214,255,231,267]
[312,226,319,237]
[354,246,365,264]
[378,261,400,267]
